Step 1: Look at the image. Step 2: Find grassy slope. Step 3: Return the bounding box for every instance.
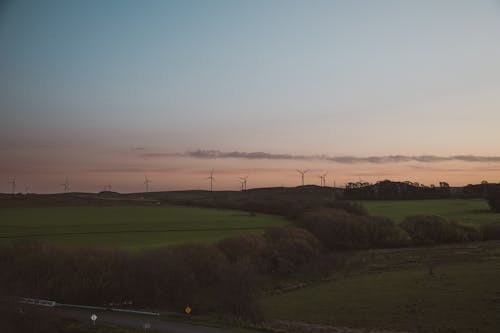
[0,205,286,250]
[359,199,500,226]
[262,241,500,333]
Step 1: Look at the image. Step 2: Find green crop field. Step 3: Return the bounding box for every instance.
[262,241,500,333]
[359,199,500,226]
[0,205,287,250]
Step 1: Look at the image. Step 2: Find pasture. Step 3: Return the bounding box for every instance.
[262,241,500,333]
[359,199,499,226]
[0,205,287,250]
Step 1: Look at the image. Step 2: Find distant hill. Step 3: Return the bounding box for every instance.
[0,186,340,218]
[1,181,499,212]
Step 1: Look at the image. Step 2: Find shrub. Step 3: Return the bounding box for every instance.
[262,227,323,276]
[0,242,262,321]
[400,215,481,245]
[217,233,267,264]
[298,208,409,250]
[365,216,411,248]
[480,223,500,240]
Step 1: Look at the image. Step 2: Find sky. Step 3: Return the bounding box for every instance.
[1,0,500,193]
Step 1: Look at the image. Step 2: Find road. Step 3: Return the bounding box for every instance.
[54,308,238,333]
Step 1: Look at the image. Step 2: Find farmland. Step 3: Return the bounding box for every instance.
[262,240,500,333]
[0,205,287,250]
[359,199,499,227]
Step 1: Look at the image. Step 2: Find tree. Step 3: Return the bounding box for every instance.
[439,181,450,189]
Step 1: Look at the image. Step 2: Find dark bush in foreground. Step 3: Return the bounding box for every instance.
[299,208,410,250]
[262,227,323,276]
[0,242,262,321]
[400,215,481,245]
[217,227,324,278]
[365,216,412,248]
[480,223,500,240]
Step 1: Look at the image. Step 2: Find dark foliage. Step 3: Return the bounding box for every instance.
[400,215,481,245]
[217,227,325,279]
[262,227,323,276]
[463,182,500,199]
[480,223,500,240]
[0,242,262,321]
[298,208,410,250]
[344,180,452,200]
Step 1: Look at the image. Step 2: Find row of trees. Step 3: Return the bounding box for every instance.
[296,207,491,250]
[344,180,452,200]
[344,180,500,202]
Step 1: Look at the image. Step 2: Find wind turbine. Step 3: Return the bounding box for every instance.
[103,184,112,191]
[319,173,327,187]
[25,185,30,194]
[238,176,248,190]
[297,169,310,186]
[206,170,216,192]
[60,179,70,193]
[144,175,151,193]
[8,177,16,194]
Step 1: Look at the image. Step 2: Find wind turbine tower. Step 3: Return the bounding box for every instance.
[9,177,16,194]
[60,180,70,193]
[297,169,310,186]
[144,176,152,193]
[207,170,216,192]
[239,176,248,190]
[319,173,327,187]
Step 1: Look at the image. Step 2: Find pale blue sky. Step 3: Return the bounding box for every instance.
[1,0,500,191]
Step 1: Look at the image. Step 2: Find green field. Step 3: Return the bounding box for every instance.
[262,241,500,332]
[0,205,287,250]
[359,199,500,226]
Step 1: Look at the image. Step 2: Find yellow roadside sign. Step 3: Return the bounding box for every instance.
[185,306,191,315]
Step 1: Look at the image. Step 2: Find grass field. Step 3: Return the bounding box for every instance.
[359,199,500,226]
[262,241,500,333]
[0,205,287,250]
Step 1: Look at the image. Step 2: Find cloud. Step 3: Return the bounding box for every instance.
[86,167,182,173]
[141,152,180,158]
[141,149,500,164]
[186,150,300,160]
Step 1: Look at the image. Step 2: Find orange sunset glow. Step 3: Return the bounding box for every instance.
[1,1,500,193]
